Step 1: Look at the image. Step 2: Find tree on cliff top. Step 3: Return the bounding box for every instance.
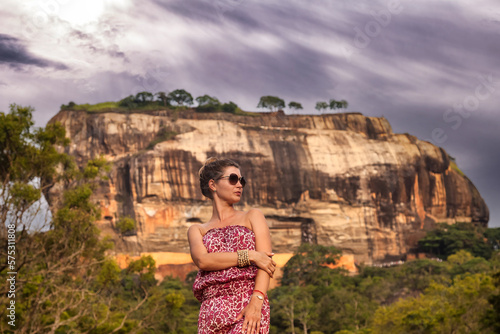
[136,91,154,103]
[288,101,303,110]
[222,101,238,114]
[156,91,171,106]
[195,94,221,112]
[257,96,285,111]
[167,89,194,107]
[329,99,348,110]
[315,101,328,112]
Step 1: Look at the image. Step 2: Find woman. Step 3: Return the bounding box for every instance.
[188,157,276,334]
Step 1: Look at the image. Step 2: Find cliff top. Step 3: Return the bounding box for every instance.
[51,107,393,141]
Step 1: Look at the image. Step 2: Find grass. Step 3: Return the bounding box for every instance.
[63,101,168,113]
[61,101,260,116]
[450,159,464,176]
[146,128,178,150]
[233,108,261,117]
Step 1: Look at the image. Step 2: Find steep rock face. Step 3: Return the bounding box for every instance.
[47,109,489,264]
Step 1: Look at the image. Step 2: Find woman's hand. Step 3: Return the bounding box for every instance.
[249,251,276,278]
[236,296,264,334]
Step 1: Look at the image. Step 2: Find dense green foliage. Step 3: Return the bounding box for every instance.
[269,245,500,334]
[115,216,137,235]
[0,105,200,333]
[418,222,496,259]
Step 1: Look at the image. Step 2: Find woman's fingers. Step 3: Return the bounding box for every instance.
[245,320,253,334]
[251,321,257,334]
[265,262,275,277]
[243,317,260,334]
[242,319,248,333]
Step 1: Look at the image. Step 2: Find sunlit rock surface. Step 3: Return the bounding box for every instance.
[47,109,489,270]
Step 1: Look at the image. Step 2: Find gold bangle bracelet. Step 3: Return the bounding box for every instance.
[237,249,251,267]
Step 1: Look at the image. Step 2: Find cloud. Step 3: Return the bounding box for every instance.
[0,0,499,226]
[0,34,68,70]
[68,27,127,60]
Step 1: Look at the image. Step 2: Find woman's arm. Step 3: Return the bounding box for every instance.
[188,224,238,271]
[236,208,273,334]
[251,209,273,295]
[187,224,276,275]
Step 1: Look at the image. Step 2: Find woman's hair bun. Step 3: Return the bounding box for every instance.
[199,157,219,177]
[199,157,240,199]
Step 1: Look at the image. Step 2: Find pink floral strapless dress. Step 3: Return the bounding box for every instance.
[193,225,270,333]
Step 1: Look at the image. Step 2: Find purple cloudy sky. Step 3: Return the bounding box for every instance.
[1,0,499,227]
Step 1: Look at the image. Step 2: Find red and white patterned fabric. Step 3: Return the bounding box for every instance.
[193,225,270,333]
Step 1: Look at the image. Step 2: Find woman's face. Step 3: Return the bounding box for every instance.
[212,166,244,203]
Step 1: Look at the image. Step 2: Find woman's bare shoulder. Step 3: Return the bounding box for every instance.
[187,223,207,237]
[245,208,265,218]
[244,208,267,228]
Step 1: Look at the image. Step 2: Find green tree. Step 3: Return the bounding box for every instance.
[155,91,170,106]
[0,104,161,333]
[485,268,500,332]
[295,287,317,334]
[371,273,496,334]
[167,89,194,107]
[115,216,136,235]
[485,228,500,251]
[418,223,493,259]
[0,104,70,234]
[60,101,76,110]
[195,94,220,106]
[315,101,328,112]
[125,255,157,290]
[288,101,303,110]
[271,286,313,334]
[329,99,348,110]
[446,250,491,278]
[397,259,450,293]
[119,94,138,109]
[317,288,375,333]
[195,95,221,112]
[221,101,238,114]
[257,96,285,111]
[135,91,154,103]
[281,243,341,286]
[96,258,121,289]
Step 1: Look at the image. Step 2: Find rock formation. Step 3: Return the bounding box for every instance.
[46,108,489,268]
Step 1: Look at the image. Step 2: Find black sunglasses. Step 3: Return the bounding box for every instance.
[217,173,246,187]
